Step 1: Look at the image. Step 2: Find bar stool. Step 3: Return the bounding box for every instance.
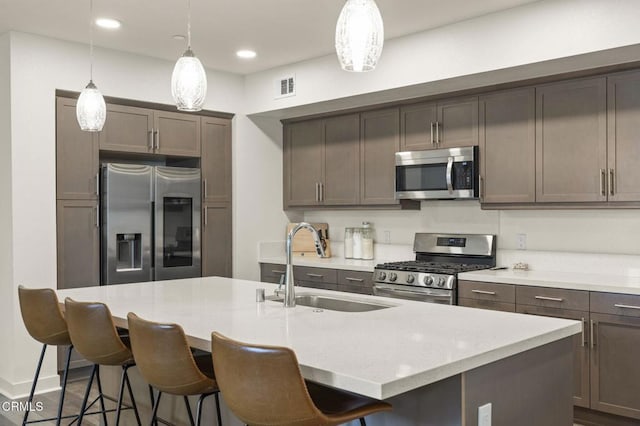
[126,312,222,426]
[18,286,75,426]
[211,332,392,426]
[64,298,141,426]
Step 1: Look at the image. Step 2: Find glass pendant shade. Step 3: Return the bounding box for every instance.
[171,49,207,111]
[335,0,384,72]
[76,80,106,132]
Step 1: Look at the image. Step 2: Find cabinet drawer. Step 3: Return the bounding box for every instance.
[458,297,515,313]
[516,286,589,311]
[294,266,337,284]
[590,292,640,317]
[459,280,515,303]
[297,280,338,291]
[340,284,373,295]
[337,270,373,288]
[260,263,286,284]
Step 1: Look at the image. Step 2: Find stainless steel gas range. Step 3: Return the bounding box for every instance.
[373,233,496,305]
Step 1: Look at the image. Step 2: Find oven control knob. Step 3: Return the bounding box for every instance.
[378,271,387,281]
[406,275,415,284]
[437,277,446,287]
[423,276,434,286]
[389,273,398,282]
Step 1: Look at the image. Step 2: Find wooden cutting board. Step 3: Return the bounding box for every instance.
[286,223,331,257]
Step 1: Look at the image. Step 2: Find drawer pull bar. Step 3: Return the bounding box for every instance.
[581,317,586,347]
[271,270,285,274]
[306,273,324,278]
[471,290,496,295]
[534,296,564,302]
[614,303,640,310]
[345,277,364,282]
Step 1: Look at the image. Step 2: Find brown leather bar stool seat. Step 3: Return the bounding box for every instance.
[211,332,392,426]
[18,286,75,426]
[64,298,141,426]
[127,313,222,426]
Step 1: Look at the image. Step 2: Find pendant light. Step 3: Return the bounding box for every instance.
[171,0,207,111]
[335,0,384,72]
[76,0,106,132]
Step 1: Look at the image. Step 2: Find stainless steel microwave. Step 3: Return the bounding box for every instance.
[395,146,479,200]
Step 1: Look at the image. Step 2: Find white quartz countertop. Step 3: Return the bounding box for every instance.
[56,277,580,399]
[459,269,640,295]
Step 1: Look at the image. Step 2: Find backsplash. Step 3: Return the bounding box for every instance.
[304,201,640,256]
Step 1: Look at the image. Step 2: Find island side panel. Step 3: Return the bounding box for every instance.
[462,337,573,426]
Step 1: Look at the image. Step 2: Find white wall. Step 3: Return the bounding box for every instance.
[245,0,640,117]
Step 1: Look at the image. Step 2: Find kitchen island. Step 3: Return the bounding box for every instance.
[56,277,581,425]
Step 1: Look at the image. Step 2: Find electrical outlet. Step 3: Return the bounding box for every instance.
[478,403,492,426]
[383,230,391,244]
[516,233,527,250]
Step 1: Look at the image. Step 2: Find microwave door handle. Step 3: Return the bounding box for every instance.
[446,156,454,193]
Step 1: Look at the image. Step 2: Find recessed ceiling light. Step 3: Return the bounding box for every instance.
[236,50,257,59]
[95,18,121,29]
[172,34,186,41]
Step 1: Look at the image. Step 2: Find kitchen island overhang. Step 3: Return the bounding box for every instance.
[56,277,580,425]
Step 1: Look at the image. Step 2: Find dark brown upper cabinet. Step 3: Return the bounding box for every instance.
[536,77,607,203]
[322,114,360,205]
[284,119,324,207]
[400,97,478,151]
[479,88,536,204]
[56,97,99,200]
[201,117,232,204]
[99,104,201,157]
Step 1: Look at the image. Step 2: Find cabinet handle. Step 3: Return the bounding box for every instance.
[590,319,596,348]
[271,270,285,274]
[203,179,207,198]
[306,273,324,278]
[534,295,563,302]
[599,169,606,196]
[436,121,440,146]
[94,206,99,228]
[315,182,319,202]
[471,289,496,295]
[430,122,435,145]
[203,207,208,226]
[614,303,640,310]
[609,168,615,196]
[95,172,100,197]
[320,183,324,202]
[345,277,364,282]
[479,175,484,201]
[581,317,586,347]
[148,129,154,150]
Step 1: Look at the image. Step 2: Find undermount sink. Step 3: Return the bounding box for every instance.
[268,293,395,312]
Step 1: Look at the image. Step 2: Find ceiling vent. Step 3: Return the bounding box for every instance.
[275,74,296,99]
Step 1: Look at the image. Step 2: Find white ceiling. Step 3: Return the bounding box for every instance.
[0,0,541,74]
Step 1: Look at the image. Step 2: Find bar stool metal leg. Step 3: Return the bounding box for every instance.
[22,344,47,426]
[150,391,163,426]
[359,418,366,426]
[184,396,195,426]
[55,345,73,426]
[124,365,142,425]
[94,365,108,426]
[77,365,97,425]
[214,392,222,426]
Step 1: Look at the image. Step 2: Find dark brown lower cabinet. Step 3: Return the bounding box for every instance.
[590,312,640,419]
[202,204,232,278]
[259,264,373,295]
[56,200,100,289]
[516,305,590,408]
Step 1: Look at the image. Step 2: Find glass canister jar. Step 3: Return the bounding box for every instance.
[352,228,363,259]
[361,222,374,260]
[344,228,354,259]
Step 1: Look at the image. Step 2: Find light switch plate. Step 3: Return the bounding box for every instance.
[478,402,492,426]
[516,233,527,250]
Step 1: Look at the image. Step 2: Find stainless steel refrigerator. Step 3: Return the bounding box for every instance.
[101,163,201,284]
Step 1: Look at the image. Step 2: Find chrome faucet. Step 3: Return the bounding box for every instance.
[280,222,327,307]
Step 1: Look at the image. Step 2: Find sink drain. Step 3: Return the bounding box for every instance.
[313,309,324,313]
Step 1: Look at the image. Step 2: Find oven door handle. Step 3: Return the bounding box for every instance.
[446,156,454,194]
[374,285,452,298]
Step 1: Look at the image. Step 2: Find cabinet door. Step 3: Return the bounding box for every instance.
[479,88,536,203]
[517,305,590,408]
[56,200,100,288]
[98,104,154,154]
[201,117,232,203]
[607,71,640,202]
[590,312,640,419]
[202,204,232,278]
[536,78,607,202]
[284,120,323,207]
[400,102,437,151]
[154,111,201,157]
[56,97,99,200]
[360,108,400,205]
[436,97,479,148]
[323,114,360,205]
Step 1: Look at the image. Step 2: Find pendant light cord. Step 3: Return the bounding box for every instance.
[187,0,192,49]
[89,0,94,81]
